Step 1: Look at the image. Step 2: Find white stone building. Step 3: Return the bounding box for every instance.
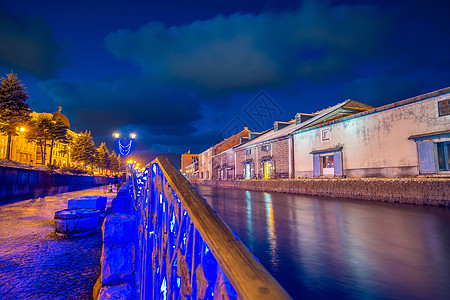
[292,87,450,178]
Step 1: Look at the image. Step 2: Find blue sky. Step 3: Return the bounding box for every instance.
[1,0,449,155]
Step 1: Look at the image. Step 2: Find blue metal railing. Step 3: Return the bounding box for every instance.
[131,156,290,300]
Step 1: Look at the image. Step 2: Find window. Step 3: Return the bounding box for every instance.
[437,141,450,171]
[312,150,343,177]
[322,155,334,168]
[321,155,334,175]
[321,129,330,141]
[438,100,450,117]
[244,149,251,155]
[261,145,271,151]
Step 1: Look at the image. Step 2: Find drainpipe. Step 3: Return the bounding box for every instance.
[289,135,294,179]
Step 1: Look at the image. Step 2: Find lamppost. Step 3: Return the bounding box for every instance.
[113,132,137,188]
[112,131,137,157]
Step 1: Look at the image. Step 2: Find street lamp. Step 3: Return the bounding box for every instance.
[113,131,137,157]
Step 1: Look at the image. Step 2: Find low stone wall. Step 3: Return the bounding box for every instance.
[94,185,137,300]
[192,178,450,207]
[0,166,114,201]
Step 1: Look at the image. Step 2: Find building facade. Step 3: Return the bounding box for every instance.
[234,100,373,179]
[199,147,213,180]
[211,127,252,180]
[190,88,449,180]
[292,87,450,178]
[181,151,199,176]
[1,108,76,168]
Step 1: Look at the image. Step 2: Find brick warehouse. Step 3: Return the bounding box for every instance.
[234,100,372,179]
[191,88,450,181]
[211,127,252,180]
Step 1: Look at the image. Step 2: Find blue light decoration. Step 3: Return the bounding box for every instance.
[118,139,133,156]
[134,163,238,300]
[113,131,136,157]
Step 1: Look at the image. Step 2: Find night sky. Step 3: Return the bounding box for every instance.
[1,0,449,156]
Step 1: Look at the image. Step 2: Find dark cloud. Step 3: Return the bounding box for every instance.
[39,76,202,138]
[105,1,387,94]
[0,6,65,77]
[341,75,427,107]
[34,0,449,155]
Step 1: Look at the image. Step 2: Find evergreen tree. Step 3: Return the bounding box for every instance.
[71,131,96,169]
[95,142,110,174]
[48,119,68,166]
[25,113,53,165]
[0,72,32,160]
[26,113,69,167]
[109,151,120,174]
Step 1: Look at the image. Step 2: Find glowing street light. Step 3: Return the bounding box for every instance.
[20,127,25,132]
[113,130,136,157]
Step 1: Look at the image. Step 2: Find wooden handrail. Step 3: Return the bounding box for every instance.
[151,156,291,299]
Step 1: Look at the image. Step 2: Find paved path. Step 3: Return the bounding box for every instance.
[0,186,116,300]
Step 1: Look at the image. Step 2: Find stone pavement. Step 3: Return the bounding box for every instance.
[0,186,116,299]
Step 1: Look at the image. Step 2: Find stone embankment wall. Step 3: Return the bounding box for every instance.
[192,178,450,207]
[0,166,114,201]
[94,185,138,300]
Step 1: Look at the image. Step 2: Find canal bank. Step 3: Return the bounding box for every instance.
[195,185,450,300]
[0,186,116,300]
[0,164,116,202]
[191,178,450,207]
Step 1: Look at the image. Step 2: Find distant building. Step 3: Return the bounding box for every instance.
[185,158,199,179]
[1,107,77,167]
[181,151,199,175]
[197,127,255,180]
[211,127,253,180]
[199,147,213,179]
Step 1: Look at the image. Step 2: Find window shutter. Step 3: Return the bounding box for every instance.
[313,155,321,177]
[417,141,436,174]
[334,151,343,176]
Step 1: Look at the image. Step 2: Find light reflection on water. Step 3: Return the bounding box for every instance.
[196,185,450,300]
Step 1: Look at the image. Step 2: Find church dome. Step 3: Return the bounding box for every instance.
[52,106,70,128]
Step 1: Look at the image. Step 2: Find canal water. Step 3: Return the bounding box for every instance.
[195,185,450,300]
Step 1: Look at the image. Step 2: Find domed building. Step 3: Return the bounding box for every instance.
[52,106,71,128]
[2,106,77,168]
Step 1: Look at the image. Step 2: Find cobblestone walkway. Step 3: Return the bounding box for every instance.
[0,186,116,300]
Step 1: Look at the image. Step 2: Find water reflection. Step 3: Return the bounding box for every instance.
[263,192,278,270]
[245,191,254,250]
[196,185,450,300]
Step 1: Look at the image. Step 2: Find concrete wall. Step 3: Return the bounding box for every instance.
[194,178,450,207]
[0,166,114,201]
[293,92,450,178]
